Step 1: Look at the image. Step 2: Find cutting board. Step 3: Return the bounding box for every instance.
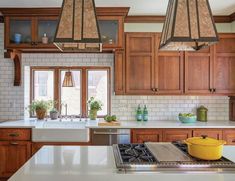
[98,121,121,126]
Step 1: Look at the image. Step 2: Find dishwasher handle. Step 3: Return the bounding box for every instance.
[93,131,130,136]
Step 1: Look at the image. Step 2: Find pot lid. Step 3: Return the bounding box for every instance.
[185,135,226,146]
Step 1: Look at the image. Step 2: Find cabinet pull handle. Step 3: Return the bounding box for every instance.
[155,88,159,92]
[209,88,213,92]
[213,88,216,93]
[8,133,19,137]
[10,142,19,145]
[232,140,235,143]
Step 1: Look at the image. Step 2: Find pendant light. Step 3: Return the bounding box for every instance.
[62,70,74,87]
[159,0,219,51]
[54,0,102,52]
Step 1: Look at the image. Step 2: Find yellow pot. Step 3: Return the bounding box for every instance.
[184,136,226,160]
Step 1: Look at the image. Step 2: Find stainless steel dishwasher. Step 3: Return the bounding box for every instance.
[91,128,130,145]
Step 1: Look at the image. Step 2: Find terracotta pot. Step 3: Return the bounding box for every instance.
[89,109,98,120]
[36,108,47,120]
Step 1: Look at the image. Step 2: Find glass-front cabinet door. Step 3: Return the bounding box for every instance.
[36,17,58,48]
[6,17,33,48]
[98,16,124,49]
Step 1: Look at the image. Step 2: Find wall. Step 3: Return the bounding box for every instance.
[0,23,230,121]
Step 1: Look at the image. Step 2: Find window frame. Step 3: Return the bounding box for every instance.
[30,66,111,118]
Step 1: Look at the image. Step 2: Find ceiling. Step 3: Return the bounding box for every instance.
[0,0,234,16]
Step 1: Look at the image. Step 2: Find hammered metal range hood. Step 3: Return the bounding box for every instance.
[54,0,102,52]
[159,0,219,51]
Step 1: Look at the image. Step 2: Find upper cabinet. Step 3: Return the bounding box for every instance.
[184,47,214,94]
[5,16,58,50]
[125,33,184,95]
[213,34,235,95]
[2,7,129,52]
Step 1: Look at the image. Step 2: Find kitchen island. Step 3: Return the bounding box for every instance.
[8,145,235,181]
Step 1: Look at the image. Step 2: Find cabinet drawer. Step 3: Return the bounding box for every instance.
[0,129,31,141]
[163,129,192,142]
[223,130,235,145]
[193,129,222,140]
[131,129,162,143]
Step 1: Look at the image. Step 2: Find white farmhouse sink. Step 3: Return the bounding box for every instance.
[32,120,89,142]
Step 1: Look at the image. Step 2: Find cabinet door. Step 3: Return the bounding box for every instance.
[185,48,213,94]
[98,16,124,49]
[193,129,223,140]
[0,141,31,178]
[114,51,125,95]
[5,17,34,48]
[156,52,184,94]
[35,17,58,48]
[126,33,155,94]
[162,129,192,142]
[131,129,162,143]
[213,34,235,95]
[223,129,235,145]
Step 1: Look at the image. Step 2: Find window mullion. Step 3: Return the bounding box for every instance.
[81,68,87,117]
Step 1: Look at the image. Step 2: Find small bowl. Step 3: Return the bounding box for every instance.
[179,116,197,123]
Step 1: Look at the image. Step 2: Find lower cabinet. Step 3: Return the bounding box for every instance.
[223,130,235,145]
[162,129,192,142]
[131,129,162,143]
[131,128,235,145]
[0,141,31,178]
[193,129,223,140]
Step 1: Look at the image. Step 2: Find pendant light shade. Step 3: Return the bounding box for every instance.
[159,0,219,51]
[54,0,102,52]
[62,71,74,87]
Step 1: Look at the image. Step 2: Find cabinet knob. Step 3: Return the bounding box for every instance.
[155,88,159,92]
[213,88,216,93]
[209,88,213,92]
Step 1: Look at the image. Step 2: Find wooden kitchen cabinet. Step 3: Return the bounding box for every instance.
[223,129,235,145]
[114,51,125,95]
[131,129,162,143]
[162,129,192,142]
[0,141,31,178]
[213,34,235,95]
[193,129,223,140]
[0,129,31,179]
[184,47,214,94]
[125,33,184,95]
[125,33,155,94]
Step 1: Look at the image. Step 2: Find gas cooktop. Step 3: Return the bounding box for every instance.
[113,142,235,173]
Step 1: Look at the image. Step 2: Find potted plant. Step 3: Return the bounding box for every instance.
[28,100,52,120]
[87,97,103,120]
[50,108,59,120]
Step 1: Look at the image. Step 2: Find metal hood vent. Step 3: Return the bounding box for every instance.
[54,0,102,52]
[159,0,219,51]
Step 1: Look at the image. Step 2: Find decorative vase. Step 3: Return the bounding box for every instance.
[50,111,59,120]
[89,109,98,120]
[36,108,47,120]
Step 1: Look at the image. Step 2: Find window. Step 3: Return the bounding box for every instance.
[88,70,108,116]
[33,70,54,101]
[31,67,110,117]
[60,70,81,115]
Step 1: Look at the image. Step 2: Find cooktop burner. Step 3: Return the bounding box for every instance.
[113,142,235,172]
[118,144,157,164]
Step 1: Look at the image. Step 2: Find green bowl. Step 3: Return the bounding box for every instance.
[178,116,197,123]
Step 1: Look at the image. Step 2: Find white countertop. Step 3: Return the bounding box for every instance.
[8,145,235,181]
[1,119,235,129]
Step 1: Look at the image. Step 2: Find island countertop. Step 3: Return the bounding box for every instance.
[8,145,235,181]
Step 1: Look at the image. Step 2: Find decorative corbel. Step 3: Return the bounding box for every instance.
[5,50,21,86]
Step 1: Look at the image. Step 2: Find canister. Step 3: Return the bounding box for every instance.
[197,106,208,122]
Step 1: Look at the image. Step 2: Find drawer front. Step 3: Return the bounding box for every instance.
[193,129,223,140]
[223,130,235,145]
[0,129,31,141]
